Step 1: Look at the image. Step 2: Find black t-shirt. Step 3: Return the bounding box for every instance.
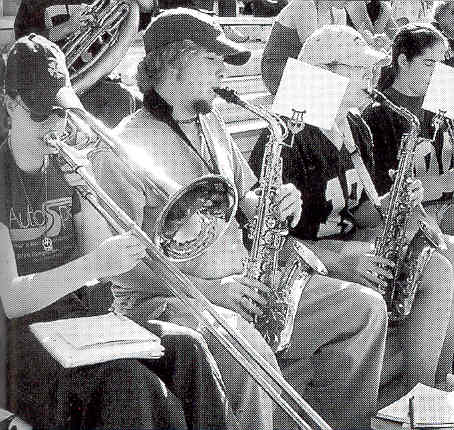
[362,87,453,200]
[0,141,81,276]
[249,110,374,241]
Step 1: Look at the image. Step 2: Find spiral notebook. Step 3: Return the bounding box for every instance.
[30,312,164,368]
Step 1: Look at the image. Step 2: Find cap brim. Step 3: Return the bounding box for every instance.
[211,34,251,66]
[54,86,84,111]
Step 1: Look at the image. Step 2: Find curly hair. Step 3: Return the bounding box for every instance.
[136,39,204,94]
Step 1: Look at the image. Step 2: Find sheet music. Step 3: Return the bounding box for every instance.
[272,58,350,130]
[422,62,454,119]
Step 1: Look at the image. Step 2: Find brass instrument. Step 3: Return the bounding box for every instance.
[44,106,333,430]
[369,89,446,321]
[62,107,237,262]
[214,87,327,353]
[62,0,142,95]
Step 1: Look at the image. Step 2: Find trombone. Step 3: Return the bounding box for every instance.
[45,107,333,430]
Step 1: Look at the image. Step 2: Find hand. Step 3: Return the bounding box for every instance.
[336,241,395,292]
[372,33,391,51]
[213,275,270,322]
[388,171,424,208]
[91,231,148,278]
[408,178,424,208]
[58,155,92,189]
[66,9,94,33]
[275,183,302,228]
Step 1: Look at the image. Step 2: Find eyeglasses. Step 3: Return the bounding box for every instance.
[17,98,66,123]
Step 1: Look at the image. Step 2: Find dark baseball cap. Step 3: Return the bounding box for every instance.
[6,34,82,118]
[143,8,252,66]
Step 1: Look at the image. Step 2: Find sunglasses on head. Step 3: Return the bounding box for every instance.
[17,98,66,122]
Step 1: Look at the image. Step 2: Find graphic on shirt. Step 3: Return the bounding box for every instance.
[9,195,76,275]
[413,133,454,201]
[9,197,72,242]
[319,168,363,237]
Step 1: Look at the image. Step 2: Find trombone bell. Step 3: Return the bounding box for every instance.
[156,175,237,261]
[60,108,238,262]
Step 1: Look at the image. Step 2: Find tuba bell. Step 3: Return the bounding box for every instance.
[59,107,238,262]
[61,0,146,95]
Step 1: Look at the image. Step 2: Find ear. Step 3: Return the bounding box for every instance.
[397,53,409,70]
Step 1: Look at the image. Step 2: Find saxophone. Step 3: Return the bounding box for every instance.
[214,87,327,352]
[370,89,446,321]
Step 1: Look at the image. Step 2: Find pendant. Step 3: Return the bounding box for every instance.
[42,236,54,252]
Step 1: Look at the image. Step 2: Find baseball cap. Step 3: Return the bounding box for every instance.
[6,34,82,120]
[298,25,389,68]
[143,8,251,66]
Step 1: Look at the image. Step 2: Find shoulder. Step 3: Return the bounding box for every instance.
[362,101,390,124]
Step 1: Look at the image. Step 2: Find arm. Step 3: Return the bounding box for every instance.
[47,8,93,42]
[0,218,144,319]
[292,0,318,46]
[362,104,400,195]
[345,1,375,33]
[283,236,393,291]
[382,2,398,40]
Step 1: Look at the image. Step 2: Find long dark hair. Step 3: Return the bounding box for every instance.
[376,23,446,91]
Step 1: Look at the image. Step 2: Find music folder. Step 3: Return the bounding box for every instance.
[372,383,454,429]
[30,312,164,368]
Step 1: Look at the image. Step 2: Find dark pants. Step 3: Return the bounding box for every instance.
[8,293,239,430]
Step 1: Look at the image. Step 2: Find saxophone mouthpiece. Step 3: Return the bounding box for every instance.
[213,87,243,105]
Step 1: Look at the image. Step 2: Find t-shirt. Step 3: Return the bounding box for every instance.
[391,0,427,23]
[249,110,374,241]
[14,0,88,40]
[362,87,454,201]
[90,89,257,310]
[0,141,80,276]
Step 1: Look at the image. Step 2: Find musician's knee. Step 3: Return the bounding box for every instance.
[344,283,388,330]
[421,251,454,296]
[237,317,280,369]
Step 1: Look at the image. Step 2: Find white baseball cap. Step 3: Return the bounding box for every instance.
[298,25,389,67]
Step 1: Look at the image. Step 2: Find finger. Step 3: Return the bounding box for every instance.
[279,200,299,222]
[232,300,253,322]
[243,288,268,307]
[289,204,302,227]
[363,269,389,288]
[368,265,393,279]
[234,275,270,294]
[367,254,395,268]
[238,295,263,318]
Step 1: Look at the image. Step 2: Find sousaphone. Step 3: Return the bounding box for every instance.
[63,0,153,95]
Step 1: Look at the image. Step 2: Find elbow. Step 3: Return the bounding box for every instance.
[1,297,18,320]
[1,280,28,319]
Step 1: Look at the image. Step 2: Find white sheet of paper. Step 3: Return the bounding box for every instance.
[422,62,454,119]
[272,58,350,130]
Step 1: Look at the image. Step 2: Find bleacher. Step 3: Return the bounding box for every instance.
[115,16,275,161]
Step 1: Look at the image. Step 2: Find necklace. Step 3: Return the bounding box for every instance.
[10,137,54,252]
[175,116,198,124]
